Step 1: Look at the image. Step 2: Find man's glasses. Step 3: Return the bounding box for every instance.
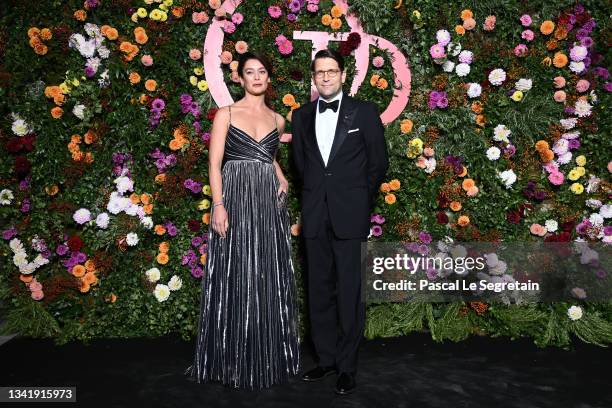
[313,69,341,79]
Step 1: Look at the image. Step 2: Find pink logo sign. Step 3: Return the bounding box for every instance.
[203,0,411,141]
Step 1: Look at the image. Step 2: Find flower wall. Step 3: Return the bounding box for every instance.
[0,0,611,347]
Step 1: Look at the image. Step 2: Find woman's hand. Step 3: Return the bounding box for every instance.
[212,205,229,238]
[277,178,289,197]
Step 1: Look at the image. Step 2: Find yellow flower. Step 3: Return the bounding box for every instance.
[197,80,209,92]
[150,9,162,20]
[412,10,421,19]
[575,155,586,166]
[137,8,148,18]
[570,183,584,194]
[131,13,139,23]
[568,169,580,181]
[194,67,204,76]
[71,78,80,86]
[160,11,168,21]
[202,185,212,195]
[163,0,173,6]
[198,199,211,210]
[576,166,585,177]
[190,75,198,86]
[59,82,70,94]
[511,91,523,102]
[159,4,169,11]
[407,137,423,158]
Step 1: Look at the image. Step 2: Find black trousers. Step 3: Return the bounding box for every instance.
[304,198,366,373]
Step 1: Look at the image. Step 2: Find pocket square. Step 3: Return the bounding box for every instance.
[348,128,360,133]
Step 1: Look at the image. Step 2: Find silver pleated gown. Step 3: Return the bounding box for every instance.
[184,123,300,389]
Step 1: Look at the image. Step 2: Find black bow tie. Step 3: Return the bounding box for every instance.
[318,99,339,113]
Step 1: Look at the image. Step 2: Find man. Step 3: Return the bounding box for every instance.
[291,48,389,395]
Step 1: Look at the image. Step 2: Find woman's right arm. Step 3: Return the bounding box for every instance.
[209,107,230,238]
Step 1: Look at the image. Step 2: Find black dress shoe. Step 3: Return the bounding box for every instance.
[335,372,356,395]
[301,365,337,382]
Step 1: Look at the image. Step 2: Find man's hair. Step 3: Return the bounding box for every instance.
[310,48,345,72]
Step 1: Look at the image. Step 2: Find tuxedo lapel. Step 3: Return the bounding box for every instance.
[326,94,357,167]
[305,101,326,168]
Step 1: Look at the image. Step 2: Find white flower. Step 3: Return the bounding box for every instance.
[561,131,580,140]
[20,263,36,275]
[0,189,14,205]
[73,208,92,225]
[515,78,532,91]
[488,68,506,86]
[73,104,86,119]
[455,63,470,77]
[154,284,170,302]
[498,169,517,188]
[145,267,161,282]
[114,176,134,194]
[107,196,127,215]
[574,99,592,117]
[571,287,587,300]
[569,61,585,74]
[570,45,588,61]
[560,118,577,129]
[467,83,481,98]
[168,275,183,291]
[447,42,462,56]
[96,212,110,229]
[484,253,499,267]
[11,118,30,136]
[9,238,25,253]
[586,176,600,194]
[126,232,139,246]
[125,203,139,217]
[567,305,583,321]
[141,216,153,229]
[600,204,611,218]
[13,252,28,267]
[442,60,455,72]
[493,124,511,143]
[544,220,558,232]
[97,46,110,59]
[33,254,49,267]
[556,151,572,165]
[424,158,436,174]
[489,260,507,275]
[585,199,602,209]
[436,29,451,46]
[486,146,501,160]
[589,213,604,227]
[68,33,97,58]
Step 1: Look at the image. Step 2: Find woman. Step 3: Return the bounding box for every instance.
[184,52,300,389]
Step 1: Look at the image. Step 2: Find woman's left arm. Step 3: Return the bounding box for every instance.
[273,113,289,195]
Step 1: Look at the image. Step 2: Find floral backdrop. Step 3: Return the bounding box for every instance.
[0,0,610,347]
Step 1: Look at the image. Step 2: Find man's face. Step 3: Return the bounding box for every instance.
[312,57,346,100]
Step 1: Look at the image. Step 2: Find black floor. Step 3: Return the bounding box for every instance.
[1,332,610,408]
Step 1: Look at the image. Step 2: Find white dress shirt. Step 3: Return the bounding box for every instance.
[315,91,343,166]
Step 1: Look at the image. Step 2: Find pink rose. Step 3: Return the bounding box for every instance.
[208,0,221,10]
[463,17,476,30]
[553,90,566,102]
[514,44,528,57]
[576,79,590,93]
[520,14,532,27]
[548,171,564,185]
[29,280,43,292]
[415,156,427,169]
[553,76,566,88]
[231,71,240,83]
[521,29,534,41]
[231,12,243,25]
[483,15,496,31]
[235,41,248,54]
[278,40,293,55]
[466,186,479,197]
[530,223,547,236]
[372,56,384,68]
[429,43,446,59]
[223,21,236,34]
[423,147,434,157]
[268,5,282,19]
[220,51,233,64]
[189,48,202,60]
[141,54,153,66]
[31,290,44,300]
[543,161,558,174]
[192,11,209,24]
[306,3,318,12]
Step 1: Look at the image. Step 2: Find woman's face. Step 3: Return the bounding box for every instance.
[240,59,270,96]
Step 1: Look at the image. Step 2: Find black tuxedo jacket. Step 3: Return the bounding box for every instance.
[291,93,389,239]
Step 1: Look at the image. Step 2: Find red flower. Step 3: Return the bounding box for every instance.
[436,211,448,224]
[207,108,218,121]
[347,32,361,48]
[67,235,83,252]
[187,219,201,232]
[5,138,23,153]
[506,210,521,224]
[14,156,31,176]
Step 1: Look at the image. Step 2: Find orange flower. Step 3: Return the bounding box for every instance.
[84,259,96,272]
[466,186,479,197]
[385,193,397,204]
[450,201,462,211]
[154,224,166,235]
[119,41,133,53]
[330,18,342,30]
[27,27,40,38]
[476,114,486,127]
[400,119,413,134]
[51,106,63,119]
[156,252,169,265]
[139,94,148,104]
[45,185,59,196]
[34,44,48,55]
[457,166,468,177]
[539,149,554,162]
[552,52,568,68]
[169,139,183,151]
[155,173,166,184]
[80,281,91,293]
[172,7,185,18]
[321,14,332,26]
[84,130,96,144]
[380,182,391,193]
[72,264,86,277]
[106,27,118,40]
[74,10,87,21]
[83,272,98,286]
[457,215,470,227]
[202,212,211,225]
[460,9,473,20]
[331,5,343,18]
[53,93,65,106]
[145,79,157,92]
[129,193,140,204]
[290,224,301,236]
[140,193,151,205]
[370,74,380,87]
[134,27,148,44]
[462,178,475,191]
[40,28,52,41]
[455,25,466,36]
[159,241,170,253]
[389,179,401,191]
[282,94,296,106]
[554,27,568,40]
[84,152,93,164]
[470,101,483,114]
[129,72,141,84]
[376,78,388,90]
[143,203,153,214]
[540,20,555,35]
[20,274,34,283]
[535,140,549,152]
[200,253,207,265]
[106,293,117,303]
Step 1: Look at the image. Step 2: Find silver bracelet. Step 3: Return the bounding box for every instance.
[213,201,224,208]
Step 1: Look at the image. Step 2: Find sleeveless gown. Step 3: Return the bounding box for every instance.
[184,110,301,390]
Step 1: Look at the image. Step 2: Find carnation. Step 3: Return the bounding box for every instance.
[73,104,86,119]
[455,63,470,77]
[493,124,511,143]
[114,176,134,194]
[11,117,31,136]
[467,83,481,98]
[96,212,110,229]
[545,219,558,232]
[442,60,455,72]
[141,216,153,229]
[570,45,588,62]
[436,29,451,46]
[168,275,183,291]
[515,78,532,91]
[498,169,517,188]
[486,146,501,160]
[429,43,446,60]
[574,99,592,117]
[146,267,161,282]
[458,50,473,64]
[73,208,92,225]
[446,42,461,56]
[569,61,585,74]
[126,232,139,246]
[0,188,14,205]
[488,68,506,86]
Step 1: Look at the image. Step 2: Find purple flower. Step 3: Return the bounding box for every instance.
[605,83,612,92]
[288,0,301,13]
[3,227,18,240]
[371,225,383,237]
[19,176,31,190]
[504,144,516,157]
[152,98,165,110]
[191,266,204,278]
[568,139,580,150]
[287,13,297,22]
[180,93,193,105]
[199,244,208,255]
[604,226,612,236]
[426,267,438,281]
[201,132,211,143]
[84,66,96,77]
[21,198,30,213]
[417,244,430,255]
[428,91,448,109]
[192,236,203,247]
[580,37,594,48]
[418,231,432,244]
[166,223,178,237]
[370,214,385,224]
